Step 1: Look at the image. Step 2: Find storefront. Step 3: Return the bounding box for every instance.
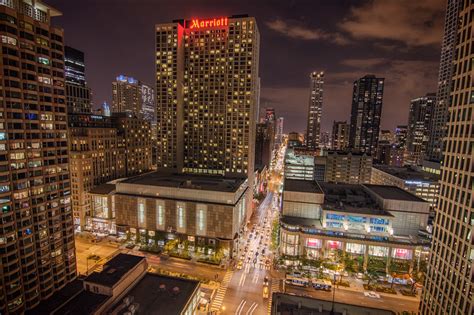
[305,238,322,258]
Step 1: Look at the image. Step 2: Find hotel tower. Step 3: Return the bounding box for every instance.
[155,15,259,180]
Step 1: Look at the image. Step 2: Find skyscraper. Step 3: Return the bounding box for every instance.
[111,75,156,139]
[331,121,349,150]
[65,46,92,114]
[0,1,76,313]
[275,117,284,147]
[112,75,141,113]
[155,16,259,178]
[349,74,384,156]
[420,1,473,314]
[405,93,435,166]
[425,0,463,162]
[305,71,324,149]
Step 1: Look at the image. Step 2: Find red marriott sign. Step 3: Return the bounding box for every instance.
[189,17,228,29]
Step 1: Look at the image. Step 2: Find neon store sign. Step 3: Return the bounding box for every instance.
[188,17,228,29]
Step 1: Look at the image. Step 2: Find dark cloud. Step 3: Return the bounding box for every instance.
[339,0,445,47]
[266,19,349,45]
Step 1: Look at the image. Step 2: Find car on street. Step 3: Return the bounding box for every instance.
[263,276,269,285]
[237,260,243,270]
[262,286,269,299]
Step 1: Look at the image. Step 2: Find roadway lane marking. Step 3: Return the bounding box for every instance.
[246,302,258,315]
[210,270,233,311]
[236,299,247,315]
[252,271,259,284]
[238,271,248,287]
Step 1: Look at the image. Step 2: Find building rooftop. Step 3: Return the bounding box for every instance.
[284,148,315,166]
[121,172,245,193]
[27,279,84,315]
[54,291,108,315]
[109,274,200,315]
[365,184,426,202]
[318,182,392,216]
[89,183,116,195]
[373,164,439,182]
[272,293,395,315]
[281,216,321,227]
[284,179,323,194]
[85,254,145,287]
[326,150,372,157]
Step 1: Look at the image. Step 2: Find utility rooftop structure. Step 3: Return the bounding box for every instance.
[318,182,393,216]
[120,172,245,193]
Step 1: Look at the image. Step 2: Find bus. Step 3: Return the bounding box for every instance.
[311,279,332,291]
[285,274,310,287]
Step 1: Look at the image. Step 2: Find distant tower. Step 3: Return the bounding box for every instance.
[306,71,324,149]
[65,46,92,113]
[331,121,349,150]
[102,101,111,116]
[405,93,435,166]
[349,74,384,156]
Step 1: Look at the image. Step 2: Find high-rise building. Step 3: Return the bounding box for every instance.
[305,71,324,149]
[405,93,435,166]
[141,83,156,139]
[379,129,394,143]
[112,75,141,114]
[255,118,275,170]
[331,121,349,150]
[0,1,76,313]
[275,117,284,147]
[394,125,408,148]
[111,75,156,139]
[324,151,373,184]
[265,107,275,122]
[349,75,384,156]
[376,142,405,167]
[320,131,330,149]
[420,1,473,314]
[425,0,463,162]
[64,46,92,114]
[68,113,152,230]
[155,16,259,179]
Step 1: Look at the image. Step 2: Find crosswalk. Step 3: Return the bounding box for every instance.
[210,270,233,312]
[267,279,280,315]
[240,261,271,271]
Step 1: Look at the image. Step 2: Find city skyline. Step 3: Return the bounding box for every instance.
[0,0,471,314]
[46,0,445,133]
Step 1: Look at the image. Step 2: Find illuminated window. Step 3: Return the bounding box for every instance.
[138,199,146,228]
[196,204,206,235]
[177,203,185,230]
[38,56,49,65]
[156,200,165,229]
[1,35,17,46]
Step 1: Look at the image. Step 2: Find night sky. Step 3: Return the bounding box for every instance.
[47,0,445,133]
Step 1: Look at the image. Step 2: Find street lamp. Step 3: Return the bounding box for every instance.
[330,273,337,315]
